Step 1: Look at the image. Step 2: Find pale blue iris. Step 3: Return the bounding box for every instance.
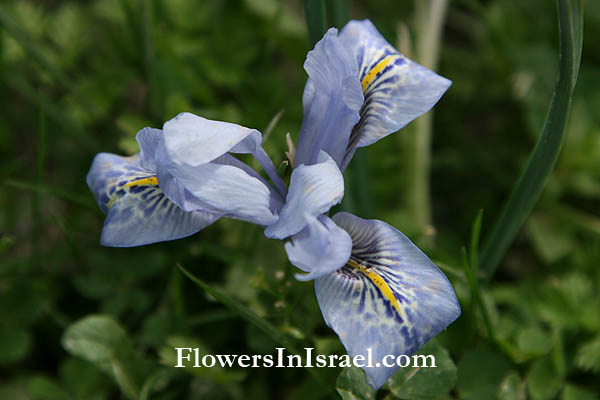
[86,19,460,389]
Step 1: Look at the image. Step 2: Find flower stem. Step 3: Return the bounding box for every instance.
[406,0,448,238]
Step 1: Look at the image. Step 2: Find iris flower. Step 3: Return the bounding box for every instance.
[87,19,460,389]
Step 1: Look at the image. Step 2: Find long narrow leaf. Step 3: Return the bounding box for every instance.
[177,264,333,388]
[178,264,287,347]
[480,0,583,279]
[303,0,326,47]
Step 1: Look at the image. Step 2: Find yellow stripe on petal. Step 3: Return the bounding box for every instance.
[361,55,396,92]
[124,176,159,188]
[347,258,404,319]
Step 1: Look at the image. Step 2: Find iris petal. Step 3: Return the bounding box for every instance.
[163,112,262,166]
[136,127,162,171]
[264,152,344,239]
[314,212,460,389]
[285,214,352,281]
[167,159,279,226]
[339,20,451,168]
[295,28,363,167]
[86,152,218,247]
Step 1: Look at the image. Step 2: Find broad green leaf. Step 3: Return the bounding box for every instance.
[0,281,47,325]
[157,335,246,383]
[498,372,526,400]
[456,345,510,399]
[526,213,573,263]
[58,357,110,400]
[386,341,457,400]
[516,326,553,357]
[575,336,600,373]
[26,376,71,400]
[336,366,375,400]
[480,0,584,279]
[61,315,147,399]
[0,326,32,364]
[561,385,598,400]
[526,357,563,400]
[139,369,179,400]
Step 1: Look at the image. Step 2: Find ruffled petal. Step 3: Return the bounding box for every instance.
[315,212,461,389]
[136,127,163,171]
[86,152,218,247]
[166,158,279,226]
[294,28,363,167]
[264,152,344,239]
[285,214,352,282]
[163,112,262,166]
[339,20,451,168]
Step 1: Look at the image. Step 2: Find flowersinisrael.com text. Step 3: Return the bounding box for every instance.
[174,347,436,369]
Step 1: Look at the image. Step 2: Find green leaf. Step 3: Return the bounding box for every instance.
[516,326,553,357]
[561,385,598,400]
[0,326,32,364]
[386,341,457,400]
[26,376,71,400]
[157,335,246,383]
[177,264,292,351]
[575,336,600,373]
[526,213,573,263]
[58,357,110,400]
[469,209,484,274]
[177,264,332,390]
[498,372,526,400]
[526,357,563,400]
[480,0,584,279]
[303,0,326,47]
[335,366,375,400]
[139,369,178,400]
[456,345,511,399]
[61,315,146,399]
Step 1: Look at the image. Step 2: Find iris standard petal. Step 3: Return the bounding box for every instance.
[167,160,279,226]
[86,152,218,247]
[264,152,344,239]
[285,214,352,282]
[314,212,461,389]
[339,20,451,168]
[163,112,262,166]
[136,127,163,171]
[294,28,363,167]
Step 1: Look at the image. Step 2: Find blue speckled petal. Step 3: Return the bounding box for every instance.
[285,214,352,282]
[163,112,262,166]
[295,28,363,167]
[339,20,451,168]
[86,152,219,246]
[315,212,461,389]
[264,152,344,239]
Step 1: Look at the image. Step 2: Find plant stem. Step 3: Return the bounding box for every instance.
[407,0,449,238]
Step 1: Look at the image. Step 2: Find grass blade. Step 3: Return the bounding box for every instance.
[178,263,287,346]
[479,0,583,279]
[303,0,327,47]
[177,264,334,389]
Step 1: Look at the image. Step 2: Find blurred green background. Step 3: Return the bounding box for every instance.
[0,0,599,399]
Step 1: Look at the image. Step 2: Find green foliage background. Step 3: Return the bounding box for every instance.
[0,0,598,399]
